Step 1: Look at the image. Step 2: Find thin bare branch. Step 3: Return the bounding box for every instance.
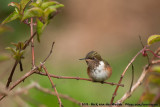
[116,65,150,104]
[35,71,124,87]
[110,46,148,104]
[0,68,37,101]
[23,32,37,49]
[19,60,23,71]
[151,47,160,60]
[139,36,150,64]
[35,83,82,106]
[139,35,145,48]
[6,60,19,88]
[30,17,35,67]
[8,82,82,106]
[129,63,134,92]
[146,49,160,58]
[42,42,55,63]
[42,65,63,107]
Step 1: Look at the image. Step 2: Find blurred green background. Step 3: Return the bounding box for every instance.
[0,0,160,107]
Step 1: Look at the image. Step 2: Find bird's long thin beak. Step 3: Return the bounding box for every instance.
[79,58,86,60]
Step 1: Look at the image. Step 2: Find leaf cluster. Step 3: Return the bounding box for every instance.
[2,0,64,42]
[6,42,25,61]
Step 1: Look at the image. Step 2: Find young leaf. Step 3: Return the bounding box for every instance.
[5,47,16,55]
[41,1,58,10]
[44,6,56,21]
[147,35,160,45]
[8,2,20,10]
[36,0,42,5]
[17,42,25,50]
[20,0,31,14]
[36,18,44,42]
[152,65,160,73]
[2,11,20,25]
[11,42,18,47]
[21,7,43,21]
[54,4,64,9]
[30,2,39,7]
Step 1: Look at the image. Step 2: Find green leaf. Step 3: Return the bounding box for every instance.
[14,50,24,61]
[36,0,42,5]
[149,75,160,86]
[41,1,58,10]
[21,7,43,21]
[147,34,160,45]
[152,65,160,73]
[44,6,56,21]
[11,42,25,50]
[5,47,16,55]
[19,50,25,57]
[11,42,18,47]
[17,42,25,50]
[0,54,10,61]
[8,2,20,10]
[54,4,64,9]
[36,18,44,42]
[20,0,31,14]
[30,2,39,7]
[2,11,20,24]
[43,4,64,21]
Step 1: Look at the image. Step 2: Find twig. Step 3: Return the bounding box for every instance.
[36,84,82,106]
[35,71,124,87]
[139,36,145,48]
[14,96,29,107]
[30,17,35,67]
[129,63,134,92]
[5,32,37,88]
[139,36,150,64]
[110,46,148,104]
[151,47,160,60]
[0,68,37,101]
[42,65,63,107]
[19,60,23,71]
[6,60,19,88]
[1,82,82,106]
[20,82,81,106]
[116,65,150,104]
[145,49,160,58]
[23,32,37,49]
[42,42,55,63]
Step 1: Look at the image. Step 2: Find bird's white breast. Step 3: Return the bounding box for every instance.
[90,61,108,82]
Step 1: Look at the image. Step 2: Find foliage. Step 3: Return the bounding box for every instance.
[147,34,160,45]
[5,42,25,61]
[2,0,64,42]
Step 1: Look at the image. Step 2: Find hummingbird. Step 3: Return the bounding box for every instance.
[79,51,112,82]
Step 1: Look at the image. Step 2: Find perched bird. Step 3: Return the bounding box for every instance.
[79,51,112,82]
